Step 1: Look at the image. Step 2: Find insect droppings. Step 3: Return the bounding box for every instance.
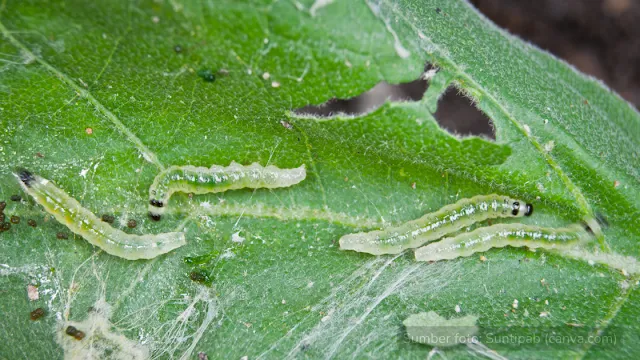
[27,219,37,227]
[65,325,86,340]
[127,219,137,228]
[0,201,6,211]
[0,214,5,223]
[101,214,115,224]
[30,308,46,321]
[56,232,69,240]
[10,215,20,224]
[10,195,21,202]
[189,270,213,285]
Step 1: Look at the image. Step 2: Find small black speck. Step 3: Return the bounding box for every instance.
[197,69,216,83]
[101,214,115,223]
[150,199,163,208]
[0,201,6,211]
[56,232,69,240]
[10,195,21,202]
[30,308,46,321]
[27,219,37,227]
[0,222,11,232]
[127,219,137,228]
[10,216,20,224]
[149,212,161,221]
[436,7,441,13]
[174,45,182,53]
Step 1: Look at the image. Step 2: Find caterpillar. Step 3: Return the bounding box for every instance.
[15,170,186,260]
[339,195,533,255]
[414,223,588,262]
[148,162,306,220]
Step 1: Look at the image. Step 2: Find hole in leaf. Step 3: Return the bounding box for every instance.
[294,63,494,139]
[294,77,427,117]
[433,88,495,139]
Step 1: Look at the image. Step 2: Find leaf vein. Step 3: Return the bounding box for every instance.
[375,0,603,244]
[0,20,165,171]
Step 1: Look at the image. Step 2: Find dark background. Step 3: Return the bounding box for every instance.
[297,0,639,137]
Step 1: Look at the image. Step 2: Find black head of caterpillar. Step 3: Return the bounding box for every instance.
[511,201,533,217]
[149,199,164,221]
[16,169,35,187]
[149,199,163,221]
[149,199,164,208]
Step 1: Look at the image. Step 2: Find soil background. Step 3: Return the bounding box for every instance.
[472,0,640,108]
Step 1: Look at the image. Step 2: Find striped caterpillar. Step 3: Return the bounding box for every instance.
[414,223,588,262]
[148,162,306,220]
[339,195,533,255]
[15,170,185,260]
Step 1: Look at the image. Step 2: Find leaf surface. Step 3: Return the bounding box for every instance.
[1,0,638,358]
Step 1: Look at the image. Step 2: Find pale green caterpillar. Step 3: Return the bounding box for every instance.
[414,223,588,262]
[339,195,533,255]
[148,162,306,220]
[15,170,185,260]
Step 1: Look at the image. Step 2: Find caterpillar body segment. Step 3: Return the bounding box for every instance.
[339,195,533,255]
[148,162,306,220]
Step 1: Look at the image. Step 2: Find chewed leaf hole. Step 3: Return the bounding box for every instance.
[433,87,495,139]
[294,77,427,117]
[293,63,496,139]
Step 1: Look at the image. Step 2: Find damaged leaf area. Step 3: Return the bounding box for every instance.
[0,0,638,358]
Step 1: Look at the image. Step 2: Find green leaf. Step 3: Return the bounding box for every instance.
[1,0,638,358]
